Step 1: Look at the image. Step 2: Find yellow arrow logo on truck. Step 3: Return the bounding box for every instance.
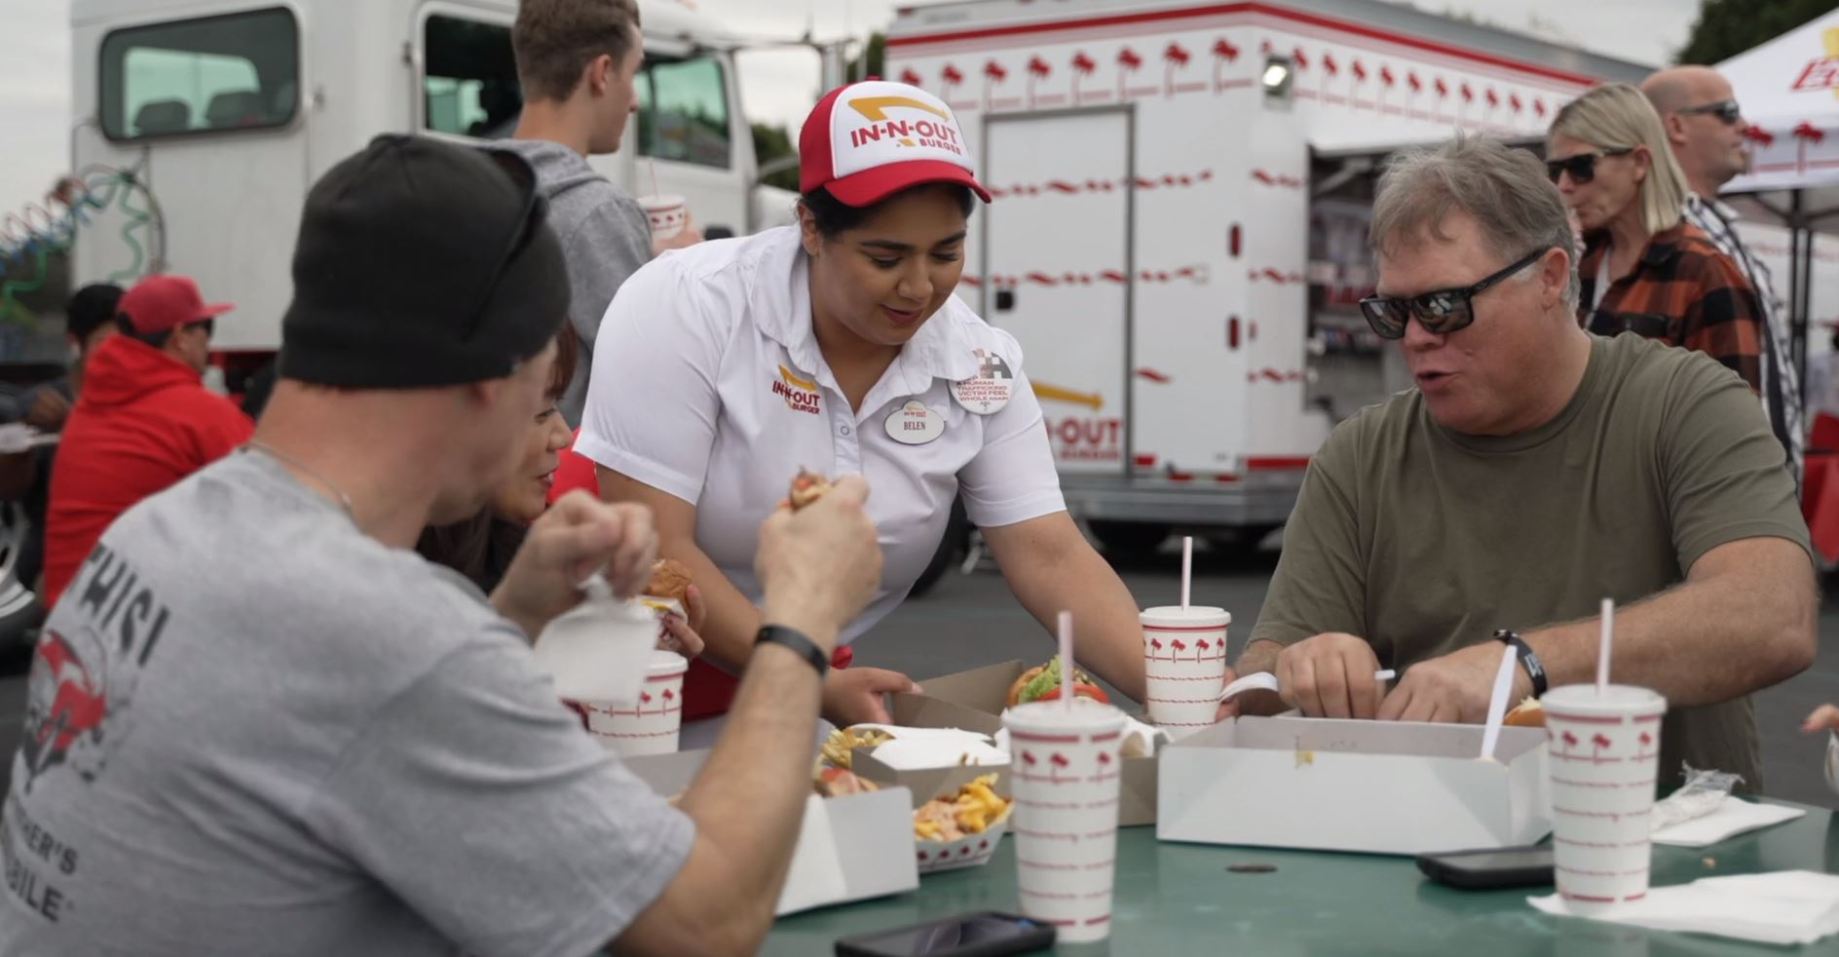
[1031,381,1105,410]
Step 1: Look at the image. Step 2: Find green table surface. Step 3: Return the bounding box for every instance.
[763,801,1836,956]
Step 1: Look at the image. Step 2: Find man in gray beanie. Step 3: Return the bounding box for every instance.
[0,135,883,957]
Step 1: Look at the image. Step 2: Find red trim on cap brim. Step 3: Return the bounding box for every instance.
[826,160,993,207]
[201,302,235,319]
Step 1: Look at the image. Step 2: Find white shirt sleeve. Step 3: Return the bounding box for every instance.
[575,259,725,505]
[958,333,1067,528]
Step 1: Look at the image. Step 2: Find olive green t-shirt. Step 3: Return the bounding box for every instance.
[1251,333,1812,789]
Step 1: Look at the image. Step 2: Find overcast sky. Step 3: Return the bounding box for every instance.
[0,0,1697,217]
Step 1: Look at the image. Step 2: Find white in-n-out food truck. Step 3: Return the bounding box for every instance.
[885,0,1660,554]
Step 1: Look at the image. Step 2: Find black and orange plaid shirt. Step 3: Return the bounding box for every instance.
[1576,221,1764,393]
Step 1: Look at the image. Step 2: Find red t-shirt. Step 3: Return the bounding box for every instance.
[44,337,254,608]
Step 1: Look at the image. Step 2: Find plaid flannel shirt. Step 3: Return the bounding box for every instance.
[1685,195,1802,483]
[1577,221,1766,395]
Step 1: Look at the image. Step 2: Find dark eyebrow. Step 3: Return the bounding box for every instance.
[858,231,969,253]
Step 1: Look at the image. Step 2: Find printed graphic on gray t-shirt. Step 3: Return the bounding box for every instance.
[0,452,692,957]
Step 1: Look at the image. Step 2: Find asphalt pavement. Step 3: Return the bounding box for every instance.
[1,538,1835,807]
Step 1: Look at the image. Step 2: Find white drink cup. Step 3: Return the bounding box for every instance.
[1543,684,1667,910]
[638,194,689,241]
[1140,605,1231,737]
[1003,699,1128,944]
[578,651,689,757]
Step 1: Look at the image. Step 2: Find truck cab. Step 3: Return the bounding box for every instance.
[68,0,798,358]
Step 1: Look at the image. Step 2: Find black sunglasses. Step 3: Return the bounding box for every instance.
[1678,99,1742,125]
[467,151,544,340]
[1359,246,1550,340]
[1545,147,1634,185]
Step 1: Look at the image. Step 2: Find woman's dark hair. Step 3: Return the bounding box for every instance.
[800,183,976,239]
[66,283,123,341]
[547,326,578,402]
[417,513,529,593]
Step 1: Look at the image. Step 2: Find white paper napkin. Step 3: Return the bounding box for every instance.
[1529,871,1839,946]
[1651,798,1804,847]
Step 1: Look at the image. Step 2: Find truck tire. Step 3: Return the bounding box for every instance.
[909,497,970,598]
[1088,520,1171,559]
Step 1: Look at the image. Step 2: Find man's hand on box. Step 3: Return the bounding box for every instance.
[1378,641,1530,724]
[1275,632,1385,719]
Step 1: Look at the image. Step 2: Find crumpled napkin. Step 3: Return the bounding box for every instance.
[1650,798,1804,847]
[1530,871,1839,946]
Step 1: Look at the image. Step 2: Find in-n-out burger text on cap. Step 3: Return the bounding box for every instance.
[846,97,966,156]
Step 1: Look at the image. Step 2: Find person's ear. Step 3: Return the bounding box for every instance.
[588,54,614,95]
[797,203,823,259]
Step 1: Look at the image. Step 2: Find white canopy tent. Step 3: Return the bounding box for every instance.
[1718,10,1839,378]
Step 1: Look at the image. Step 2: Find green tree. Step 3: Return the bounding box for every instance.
[848,32,886,81]
[1677,0,1831,65]
[751,122,799,191]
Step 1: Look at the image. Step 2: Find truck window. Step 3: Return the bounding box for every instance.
[638,56,730,169]
[422,15,521,140]
[99,7,299,141]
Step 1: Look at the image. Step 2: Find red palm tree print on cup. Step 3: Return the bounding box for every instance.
[1211,38,1239,91]
[1049,752,1070,783]
[1591,733,1613,765]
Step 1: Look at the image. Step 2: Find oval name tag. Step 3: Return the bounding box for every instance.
[885,400,945,445]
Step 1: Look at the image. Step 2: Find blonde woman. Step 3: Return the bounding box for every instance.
[1547,83,1765,392]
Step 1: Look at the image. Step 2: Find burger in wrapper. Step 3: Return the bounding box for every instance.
[1006,655,1110,707]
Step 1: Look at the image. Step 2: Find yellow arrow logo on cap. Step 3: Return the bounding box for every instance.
[849,96,951,122]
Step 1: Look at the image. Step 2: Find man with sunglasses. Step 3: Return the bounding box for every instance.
[1224,137,1815,793]
[0,136,886,956]
[1644,66,1803,489]
[40,274,252,610]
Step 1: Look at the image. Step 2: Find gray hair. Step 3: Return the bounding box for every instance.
[1550,84,1689,236]
[1369,136,1579,308]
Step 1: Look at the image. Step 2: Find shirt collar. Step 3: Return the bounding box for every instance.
[750,228,985,393]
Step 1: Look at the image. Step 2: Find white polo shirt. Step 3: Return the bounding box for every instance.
[577,226,1066,645]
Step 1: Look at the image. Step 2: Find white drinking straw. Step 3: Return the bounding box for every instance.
[1057,610,1074,712]
[648,158,661,198]
[1596,597,1614,695]
[1180,536,1193,610]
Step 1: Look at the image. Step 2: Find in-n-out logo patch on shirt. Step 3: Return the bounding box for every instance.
[771,364,822,415]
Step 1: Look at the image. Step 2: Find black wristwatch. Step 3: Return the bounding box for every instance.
[756,625,830,678]
[1493,629,1549,698]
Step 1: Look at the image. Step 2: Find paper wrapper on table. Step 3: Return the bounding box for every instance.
[1140,606,1231,737]
[625,750,919,916]
[531,597,658,706]
[575,651,688,757]
[1529,871,1839,947]
[868,660,1159,826]
[1157,716,1552,855]
[1541,684,1666,909]
[1003,700,1128,945]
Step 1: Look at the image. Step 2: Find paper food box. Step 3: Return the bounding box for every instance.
[623,749,919,915]
[1157,716,1553,855]
[851,660,1158,827]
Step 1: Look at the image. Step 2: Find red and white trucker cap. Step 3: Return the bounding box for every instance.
[799,80,992,207]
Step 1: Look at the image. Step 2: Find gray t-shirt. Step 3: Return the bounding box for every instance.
[0,451,693,956]
[488,140,653,426]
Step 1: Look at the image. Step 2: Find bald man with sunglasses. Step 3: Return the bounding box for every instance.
[1221,137,1815,793]
[1644,66,1803,490]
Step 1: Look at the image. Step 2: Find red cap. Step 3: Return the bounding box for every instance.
[118,274,234,335]
[799,80,991,207]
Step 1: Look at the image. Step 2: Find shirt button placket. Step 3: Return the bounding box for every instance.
[833,403,861,474]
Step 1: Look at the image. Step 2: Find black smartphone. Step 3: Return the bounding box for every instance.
[835,912,1055,957]
[1416,845,1555,890]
